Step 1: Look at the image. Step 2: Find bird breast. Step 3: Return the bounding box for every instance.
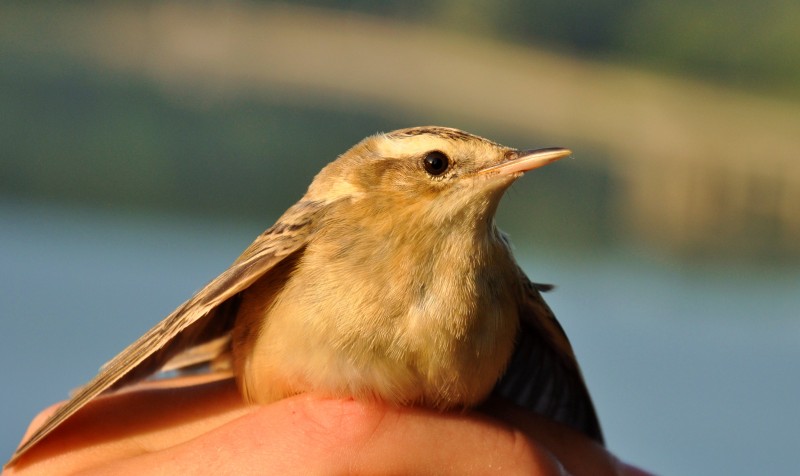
[235,214,521,409]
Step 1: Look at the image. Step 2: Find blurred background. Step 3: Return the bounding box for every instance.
[1,1,798,474]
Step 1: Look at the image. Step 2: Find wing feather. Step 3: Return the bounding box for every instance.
[492,270,604,443]
[7,199,327,465]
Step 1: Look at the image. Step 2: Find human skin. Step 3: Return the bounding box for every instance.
[4,376,649,476]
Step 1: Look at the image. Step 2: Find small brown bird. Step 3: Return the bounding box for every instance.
[7,126,602,466]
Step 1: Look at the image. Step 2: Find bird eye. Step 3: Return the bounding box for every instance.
[422,151,449,176]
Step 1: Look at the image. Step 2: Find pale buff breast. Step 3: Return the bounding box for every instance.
[234,221,521,409]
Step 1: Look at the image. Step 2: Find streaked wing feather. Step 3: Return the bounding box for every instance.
[8,199,326,465]
[159,335,233,374]
[492,270,604,443]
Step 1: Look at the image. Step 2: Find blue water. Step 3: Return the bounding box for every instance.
[1,201,798,474]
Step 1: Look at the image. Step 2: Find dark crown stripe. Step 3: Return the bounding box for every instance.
[387,127,503,148]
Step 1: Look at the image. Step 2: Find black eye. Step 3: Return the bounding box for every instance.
[422,151,449,176]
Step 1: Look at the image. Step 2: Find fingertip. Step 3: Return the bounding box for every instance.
[20,402,63,445]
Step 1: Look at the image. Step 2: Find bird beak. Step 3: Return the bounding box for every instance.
[479,147,572,176]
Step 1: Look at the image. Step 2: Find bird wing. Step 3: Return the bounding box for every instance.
[492,269,604,444]
[7,198,328,466]
[158,335,234,374]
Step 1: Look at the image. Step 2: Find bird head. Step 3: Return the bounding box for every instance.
[305,126,570,230]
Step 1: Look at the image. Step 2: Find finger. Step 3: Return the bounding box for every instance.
[17,403,62,450]
[7,379,252,475]
[480,398,627,476]
[88,395,567,475]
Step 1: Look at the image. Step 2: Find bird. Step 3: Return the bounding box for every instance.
[7,126,602,467]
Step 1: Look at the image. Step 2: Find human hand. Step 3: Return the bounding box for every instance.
[5,377,649,475]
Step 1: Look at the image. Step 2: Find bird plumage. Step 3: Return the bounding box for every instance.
[7,126,602,468]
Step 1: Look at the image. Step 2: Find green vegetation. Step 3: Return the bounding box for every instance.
[0,54,615,250]
[280,0,800,99]
[1,1,797,261]
[0,57,396,217]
